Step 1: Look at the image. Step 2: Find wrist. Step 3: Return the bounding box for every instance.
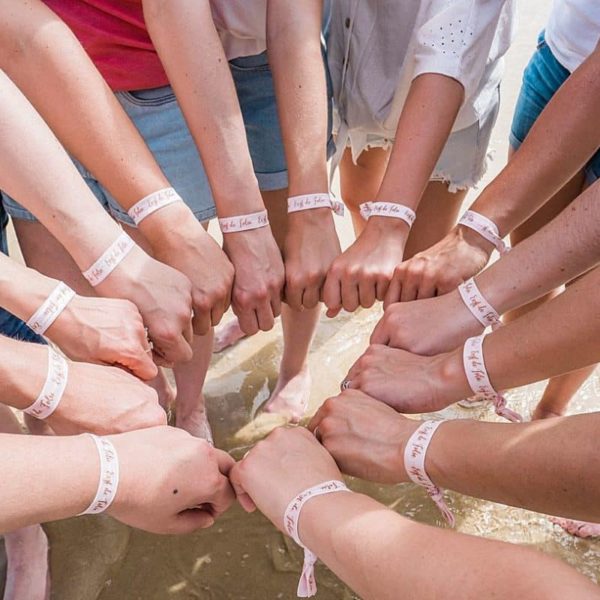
[136,200,198,249]
[287,206,335,228]
[430,349,472,408]
[365,215,411,238]
[455,224,496,258]
[222,226,276,258]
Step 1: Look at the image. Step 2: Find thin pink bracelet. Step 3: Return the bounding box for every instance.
[458,278,502,330]
[404,420,455,526]
[288,193,345,216]
[26,282,76,335]
[218,210,269,233]
[463,335,522,422]
[458,210,510,255]
[127,187,183,225]
[82,231,135,287]
[359,201,416,228]
[284,480,350,597]
[24,347,68,420]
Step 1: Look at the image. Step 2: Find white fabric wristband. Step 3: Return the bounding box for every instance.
[359,202,416,228]
[284,480,350,597]
[26,282,76,335]
[404,420,454,526]
[24,347,68,420]
[127,187,183,225]
[218,210,269,233]
[463,335,522,422]
[458,210,510,255]
[287,193,345,216]
[79,434,120,515]
[82,231,136,287]
[458,278,502,330]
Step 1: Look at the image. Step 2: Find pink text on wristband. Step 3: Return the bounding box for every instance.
[404,420,455,526]
[127,187,183,226]
[463,335,522,422]
[284,480,350,597]
[458,210,510,255]
[218,210,269,233]
[82,231,135,287]
[359,202,416,228]
[79,434,120,515]
[24,347,68,420]
[26,282,76,335]
[287,193,345,216]
[458,278,502,330]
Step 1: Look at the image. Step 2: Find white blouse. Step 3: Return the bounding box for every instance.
[328,0,517,161]
[545,0,600,73]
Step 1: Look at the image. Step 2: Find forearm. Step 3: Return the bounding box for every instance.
[476,179,600,314]
[375,73,464,211]
[0,71,122,267]
[427,415,600,522]
[469,45,600,236]
[143,0,264,214]
[267,0,328,194]
[0,433,97,532]
[299,491,592,599]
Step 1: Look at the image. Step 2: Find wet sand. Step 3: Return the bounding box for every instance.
[3,1,600,598]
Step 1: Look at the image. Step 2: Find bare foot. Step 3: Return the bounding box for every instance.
[262,366,311,424]
[175,399,214,444]
[532,405,564,420]
[24,413,54,436]
[148,368,177,412]
[3,525,50,600]
[213,319,247,353]
[550,517,600,539]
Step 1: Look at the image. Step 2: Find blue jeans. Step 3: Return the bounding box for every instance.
[3,52,335,225]
[510,31,600,185]
[0,206,45,344]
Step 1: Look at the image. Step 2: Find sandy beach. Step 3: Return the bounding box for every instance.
[2,1,599,598]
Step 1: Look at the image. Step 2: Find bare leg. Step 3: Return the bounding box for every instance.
[0,405,50,600]
[339,147,390,236]
[213,318,247,353]
[404,181,467,259]
[260,189,319,423]
[121,224,214,440]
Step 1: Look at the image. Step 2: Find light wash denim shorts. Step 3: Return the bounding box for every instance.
[3,52,334,225]
[0,205,45,344]
[510,31,600,185]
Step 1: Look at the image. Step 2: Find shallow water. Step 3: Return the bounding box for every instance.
[39,306,600,599]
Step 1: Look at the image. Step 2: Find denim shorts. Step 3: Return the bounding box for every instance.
[0,206,45,344]
[510,31,600,185]
[3,52,335,225]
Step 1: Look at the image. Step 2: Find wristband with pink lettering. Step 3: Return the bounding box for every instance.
[218,210,269,234]
[24,347,68,420]
[26,282,76,335]
[287,193,345,217]
[404,420,454,526]
[463,335,522,422]
[458,278,502,330]
[284,480,350,597]
[359,202,416,228]
[127,187,183,226]
[82,231,136,287]
[79,434,120,515]
[458,210,510,255]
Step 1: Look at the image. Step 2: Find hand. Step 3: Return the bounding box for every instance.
[229,427,343,530]
[96,245,194,367]
[107,426,235,534]
[323,219,407,317]
[46,295,157,380]
[309,390,419,483]
[223,227,285,335]
[371,292,483,355]
[385,226,492,305]
[284,210,341,310]
[145,205,234,335]
[343,344,468,414]
[47,361,166,435]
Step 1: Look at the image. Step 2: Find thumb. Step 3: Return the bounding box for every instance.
[229,464,256,513]
[171,508,215,534]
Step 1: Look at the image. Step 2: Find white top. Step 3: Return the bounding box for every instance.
[545,0,600,73]
[328,0,517,160]
[211,1,267,60]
